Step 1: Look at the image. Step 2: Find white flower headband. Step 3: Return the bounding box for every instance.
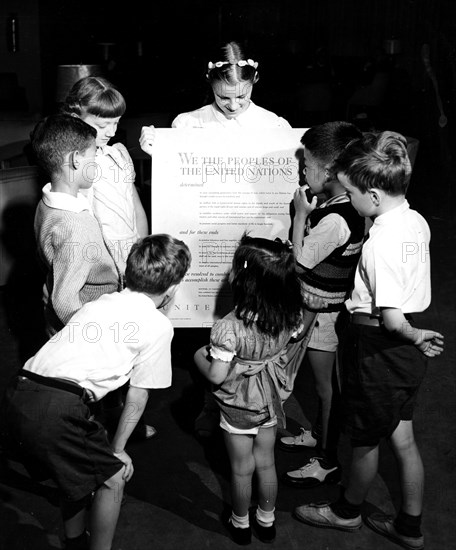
[207,59,259,71]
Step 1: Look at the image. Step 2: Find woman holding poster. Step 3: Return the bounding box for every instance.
[140,40,292,438]
[139,40,290,147]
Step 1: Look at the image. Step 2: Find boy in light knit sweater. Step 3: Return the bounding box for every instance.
[32,114,120,336]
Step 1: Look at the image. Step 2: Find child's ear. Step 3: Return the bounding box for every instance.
[369,188,381,206]
[168,283,180,295]
[157,283,180,309]
[70,150,80,169]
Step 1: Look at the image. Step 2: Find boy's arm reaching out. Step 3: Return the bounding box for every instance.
[381,307,444,357]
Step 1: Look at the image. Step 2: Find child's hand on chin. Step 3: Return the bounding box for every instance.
[294,185,318,216]
[139,125,156,156]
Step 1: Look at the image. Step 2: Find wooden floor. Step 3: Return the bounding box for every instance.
[0,126,455,549]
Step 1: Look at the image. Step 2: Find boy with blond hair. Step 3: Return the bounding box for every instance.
[294,131,444,550]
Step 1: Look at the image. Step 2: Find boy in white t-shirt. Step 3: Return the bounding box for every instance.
[2,234,190,550]
[294,131,444,550]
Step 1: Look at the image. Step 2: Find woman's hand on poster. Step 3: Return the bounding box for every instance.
[139,125,156,156]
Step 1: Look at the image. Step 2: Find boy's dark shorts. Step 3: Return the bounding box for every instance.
[3,373,124,502]
[339,322,427,447]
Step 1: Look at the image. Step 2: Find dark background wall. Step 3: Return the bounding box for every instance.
[1,0,455,140]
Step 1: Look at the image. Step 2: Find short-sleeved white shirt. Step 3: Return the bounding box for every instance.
[172,102,291,129]
[346,200,431,315]
[24,289,173,400]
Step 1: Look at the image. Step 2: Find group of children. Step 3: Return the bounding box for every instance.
[1,40,444,550]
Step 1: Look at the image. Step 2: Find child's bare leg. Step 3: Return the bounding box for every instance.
[253,426,277,512]
[223,432,255,517]
[389,420,424,515]
[308,349,335,450]
[345,444,379,505]
[89,467,126,550]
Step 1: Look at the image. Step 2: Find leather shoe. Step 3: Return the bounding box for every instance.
[279,427,317,451]
[224,517,251,545]
[284,457,341,487]
[252,516,276,543]
[366,513,424,549]
[294,502,362,532]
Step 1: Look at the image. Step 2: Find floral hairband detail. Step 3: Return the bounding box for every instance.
[207,59,259,70]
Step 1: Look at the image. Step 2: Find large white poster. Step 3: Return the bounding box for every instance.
[151,128,307,327]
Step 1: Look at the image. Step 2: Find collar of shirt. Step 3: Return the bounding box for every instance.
[373,199,409,227]
[97,144,124,168]
[120,287,160,311]
[210,102,255,126]
[320,192,349,208]
[41,182,91,213]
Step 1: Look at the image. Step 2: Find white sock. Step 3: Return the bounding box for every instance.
[230,511,250,529]
[256,506,275,527]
